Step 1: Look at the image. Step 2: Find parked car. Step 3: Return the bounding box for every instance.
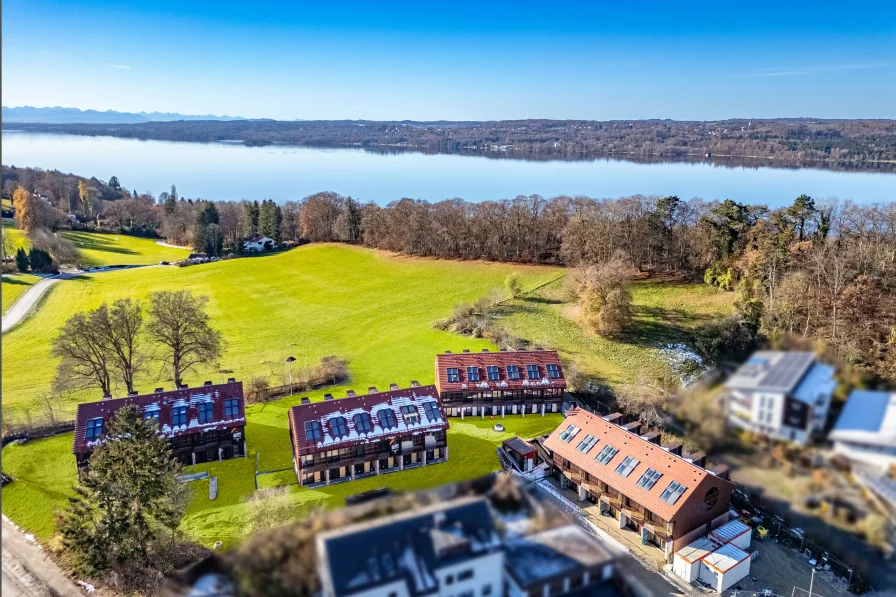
[159,261,170,265]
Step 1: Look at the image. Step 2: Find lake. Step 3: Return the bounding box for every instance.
[3,131,894,207]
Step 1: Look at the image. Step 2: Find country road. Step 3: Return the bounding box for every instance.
[2,519,84,597]
[1,275,64,334]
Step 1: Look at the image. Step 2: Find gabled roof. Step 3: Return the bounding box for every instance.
[288,385,448,456]
[243,234,273,243]
[73,381,246,454]
[725,351,820,395]
[544,408,733,522]
[830,389,896,448]
[435,349,565,393]
[317,497,499,597]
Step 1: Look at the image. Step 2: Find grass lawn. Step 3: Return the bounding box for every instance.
[59,231,190,267]
[2,273,41,313]
[2,219,30,252]
[499,279,734,386]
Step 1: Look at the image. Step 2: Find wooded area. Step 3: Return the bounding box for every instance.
[6,118,896,169]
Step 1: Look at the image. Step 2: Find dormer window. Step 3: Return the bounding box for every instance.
[526,364,540,379]
[487,366,500,381]
[198,401,213,424]
[400,404,419,425]
[305,420,322,441]
[353,412,372,434]
[546,364,561,379]
[447,368,460,383]
[378,408,397,430]
[143,407,160,424]
[423,401,441,422]
[85,418,103,441]
[172,405,187,427]
[506,365,521,380]
[330,416,348,438]
[224,398,240,418]
[467,367,480,382]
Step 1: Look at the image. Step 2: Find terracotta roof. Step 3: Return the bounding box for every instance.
[73,381,246,454]
[544,408,733,522]
[434,349,565,393]
[289,385,448,456]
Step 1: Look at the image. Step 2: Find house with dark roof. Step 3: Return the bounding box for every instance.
[434,349,565,418]
[829,389,896,473]
[723,350,837,444]
[544,408,734,559]
[242,233,275,252]
[73,380,246,469]
[288,383,448,487]
[316,497,503,597]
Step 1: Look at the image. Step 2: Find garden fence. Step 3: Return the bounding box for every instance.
[2,420,76,446]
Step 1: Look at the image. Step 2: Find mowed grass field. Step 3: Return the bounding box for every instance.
[2,273,41,313]
[59,231,189,267]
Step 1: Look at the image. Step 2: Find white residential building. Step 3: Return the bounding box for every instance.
[242,234,275,252]
[829,390,896,474]
[672,520,752,593]
[723,351,837,444]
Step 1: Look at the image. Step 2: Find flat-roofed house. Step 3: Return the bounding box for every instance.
[724,351,837,444]
[288,384,448,487]
[544,408,734,559]
[73,380,247,469]
[830,389,896,474]
[435,349,565,418]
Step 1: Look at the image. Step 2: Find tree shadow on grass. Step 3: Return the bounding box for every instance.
[517,295,563,306]
[619,305,715,348]
[1,277,33,286]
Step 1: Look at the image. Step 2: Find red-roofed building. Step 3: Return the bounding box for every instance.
[544,408,734,559]
[73,380,246,470]
[434,349,565,418]
[288,383,449,487]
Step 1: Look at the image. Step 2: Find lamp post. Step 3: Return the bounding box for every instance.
[285,356,296,395]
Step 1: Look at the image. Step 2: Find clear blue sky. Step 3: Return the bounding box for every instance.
[3,0,894,120]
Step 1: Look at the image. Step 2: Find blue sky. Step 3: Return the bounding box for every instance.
[2,0,894,120]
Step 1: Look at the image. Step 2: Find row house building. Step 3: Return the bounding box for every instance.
[288,383,449,487]
[434,349,565,418]
[545,407,734,559]
[73,379,247,470]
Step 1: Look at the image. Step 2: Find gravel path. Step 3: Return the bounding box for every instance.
[1,275,64,334]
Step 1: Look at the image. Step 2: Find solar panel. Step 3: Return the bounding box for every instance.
[614,455,640,477]
[575,434,598,453]
[353,413,372,433]
[660,481,687,505]
[330,416,348,438]
[636,467,662,490]
[423,401,441,422]
[594,444,618,465]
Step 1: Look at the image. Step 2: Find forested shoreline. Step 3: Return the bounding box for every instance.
[5,117,896,170]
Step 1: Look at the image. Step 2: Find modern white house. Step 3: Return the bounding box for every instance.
[723,351,837,444]
[829,390,896,474]
[242,234,275,252]
[672,520,752,593]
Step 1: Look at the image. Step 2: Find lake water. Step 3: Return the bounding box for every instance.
[3,131,894,207]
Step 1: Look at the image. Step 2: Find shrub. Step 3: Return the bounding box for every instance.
[28,247,55,273]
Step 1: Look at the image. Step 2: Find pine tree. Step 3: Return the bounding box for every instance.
[57,406,185,575]
[15,247,29,272]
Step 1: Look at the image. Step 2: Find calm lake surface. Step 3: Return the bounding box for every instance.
[3,131,894,207]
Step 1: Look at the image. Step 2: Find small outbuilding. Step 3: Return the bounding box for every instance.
[502,437,537,472]
[700,543,751,592]
[709,519,751,550]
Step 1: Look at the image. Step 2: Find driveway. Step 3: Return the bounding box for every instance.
[1,274,67,333]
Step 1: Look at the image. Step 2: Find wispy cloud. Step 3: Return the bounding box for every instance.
[737,62,892,79]
[107,64,132,70]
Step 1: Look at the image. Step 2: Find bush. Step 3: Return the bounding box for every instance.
[28,247,56,273]
[245,376,272,404]
[693,316,762,365]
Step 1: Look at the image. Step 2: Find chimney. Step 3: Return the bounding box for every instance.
[323,393,334,401]
[204,380,213,386]
[708,464,730,480]
[346,390,356,398]
[463,349,471,353]
[663,441,683,456]
[684,451,706,468]
[603,412,623,424]
[445,350,452,354]
[301,397,311,405]
[621,421,641,435]
[481,348,489,352]
[368,386,378,394]
[410,380,421,388]
[127,391,138,397]
[179,383,189,389]
[102,393,113,400]
[640,431,661,445]
[389,383,400,391]
[154,387,164,393]
[227,377,236,383]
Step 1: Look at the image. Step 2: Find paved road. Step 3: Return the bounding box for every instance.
[2,519,83,597]
[1,275,64,334]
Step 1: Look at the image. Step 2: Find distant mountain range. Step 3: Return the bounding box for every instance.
[1,106,250,124]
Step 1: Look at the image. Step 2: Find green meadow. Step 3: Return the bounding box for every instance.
[2,273,40,313]
[59,231,190,267]
[1,236,732,547]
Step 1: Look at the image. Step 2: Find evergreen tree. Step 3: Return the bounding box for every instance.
[244,200,260,237]
[193,202,221,255]
[57,406,185,575]
[28,247,54,273]
[15,247,29,272]
[259,199,283,244]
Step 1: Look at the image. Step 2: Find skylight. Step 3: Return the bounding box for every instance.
[558,424,580,443]
[330,416,348,438]
[85,418,103,440]
[467,366,480,382]
[507,365,521,380]
[305,420,322,441]
[614,455,640,477]
[636,468,662,490]
[575,434,598,453]
[594,444,618,465]
[423,401,441,422]
[660,481,687,505]
[487,366,500,381]
[526,364,540,379]
[353,412,372,434]
[546,364,561,379]
[378,408,397,430]
[447,368,460,383]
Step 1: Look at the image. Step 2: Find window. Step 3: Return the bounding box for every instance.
[353,413,372,434]
[636,468,662,490]
[224,398,240,418]
[401,404,419,425]
[558,425,580,443]
[198,401,213,423]
[703,487,720,510]
[143,407,160,424]
[330,416,348,438]
[423,401,441,422]
[594,444,618,465]
[615,455,640,477]
[483,584,492,596]
[467,366,480,382]
[526,364,540,379]
[172,405,187,427]
[378,408,397,429]
[447,368,460,382]
[546,363,561,379]
[660,481,687,505]
[85,418,103,440]
[506,365,521,380]
[458,569,474,581]
[445,575,454,586]
[576,434,598,453]
[305,421,322,441]
[487,366,500,381]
